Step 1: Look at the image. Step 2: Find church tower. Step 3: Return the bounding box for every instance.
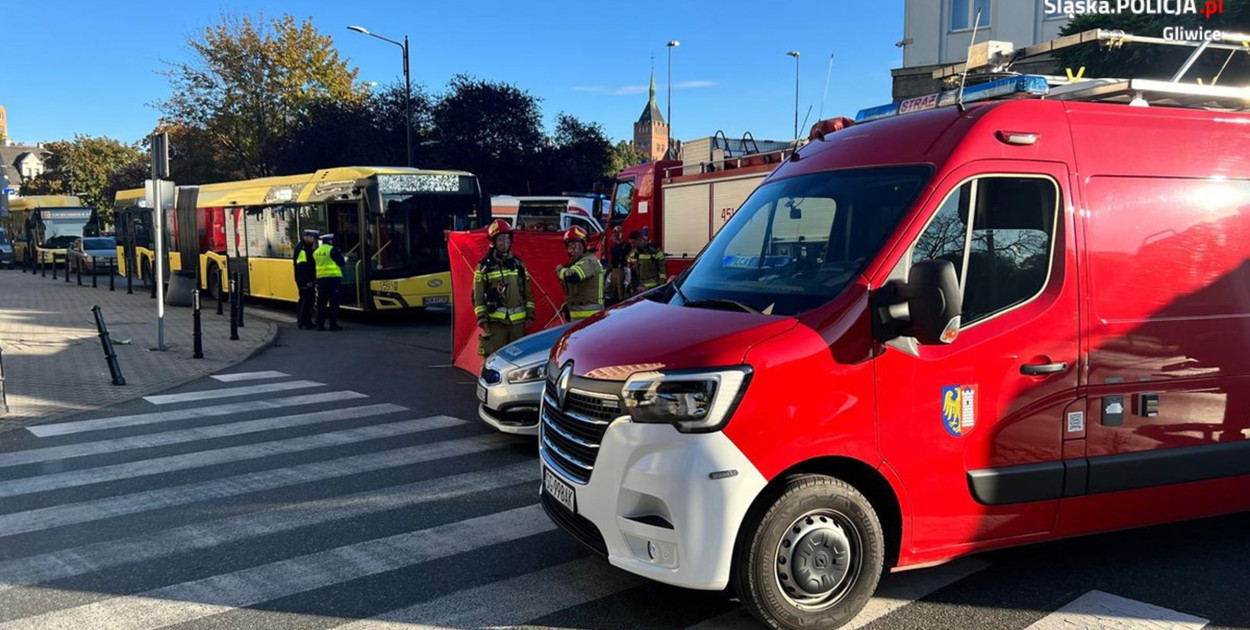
[632,71,669,163]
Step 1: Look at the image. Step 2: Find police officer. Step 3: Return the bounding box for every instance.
[314,233,346,331]
[473,219,534,356]
[293,229,319,329]
[627,229,666,293]
[556,226,604,322]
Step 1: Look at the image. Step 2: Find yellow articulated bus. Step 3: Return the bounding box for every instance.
[4,195,102,266]
[119,167,488,310]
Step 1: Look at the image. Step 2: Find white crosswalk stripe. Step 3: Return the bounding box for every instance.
[1024,591,1209,630]
[0,415,464,498]
[0,403,407,469]
[0,433,514,538]
[0,505,554,630]
[210,370,290,382]
[26,390,369,438]
[0,461,536,589]
[142,380,326,405]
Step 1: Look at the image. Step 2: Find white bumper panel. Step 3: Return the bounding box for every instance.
[552,421,767,591]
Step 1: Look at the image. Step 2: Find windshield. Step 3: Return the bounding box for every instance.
[82,237,116,250]
[610,178,634,226]
[41,220,88,248]
[673,166,931,316]
[372,192,480,278]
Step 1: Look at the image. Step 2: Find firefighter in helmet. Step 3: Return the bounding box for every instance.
[473,219,534,356]
[555,225,604,322]
[627,229,666,293]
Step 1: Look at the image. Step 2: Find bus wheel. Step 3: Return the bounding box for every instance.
[733,475,884,630]
[207,265,221,299]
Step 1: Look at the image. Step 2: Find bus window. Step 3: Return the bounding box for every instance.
[298,205,327,238]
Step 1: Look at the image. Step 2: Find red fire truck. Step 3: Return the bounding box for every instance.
[538,30,1250,630]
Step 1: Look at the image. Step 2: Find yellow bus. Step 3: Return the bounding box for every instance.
[119,166,488,310]
[3,195,101,266]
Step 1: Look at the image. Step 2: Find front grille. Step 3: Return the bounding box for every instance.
[541,490,607,557]
[481,367,501,384]
[540,380,618,484]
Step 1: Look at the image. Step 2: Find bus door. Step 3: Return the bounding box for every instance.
[328,201,362,308]
[223,207,250,295]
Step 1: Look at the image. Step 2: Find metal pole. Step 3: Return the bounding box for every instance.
[236,280,245,328]
[92,257,99,288]
[404,36,413,167]
[192,288,203,359]
[77,257,83,285]
[40,252,45,278]
[0,345,8,414]
[793,53,801,139]
[91,305,126,386]
[153,179,166,351]
[229,275,239,341]
[217,275,225,315]
[667,42,674,153]
[64,255,70,283]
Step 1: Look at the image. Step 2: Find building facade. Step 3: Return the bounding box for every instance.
[632,72,670,163]
[893,0,1071,100]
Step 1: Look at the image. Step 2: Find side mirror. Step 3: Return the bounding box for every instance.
[879,259,963,345]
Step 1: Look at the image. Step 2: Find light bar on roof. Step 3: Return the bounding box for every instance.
[855,75,1050,123]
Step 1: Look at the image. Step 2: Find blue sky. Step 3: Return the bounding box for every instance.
[5,0,904,148]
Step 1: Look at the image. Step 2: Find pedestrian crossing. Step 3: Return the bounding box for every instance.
[0,370,1233,630]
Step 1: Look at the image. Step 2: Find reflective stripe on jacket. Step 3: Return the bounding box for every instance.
[472,252,534,323]
[560,253,604,320]
[628,244,666,289]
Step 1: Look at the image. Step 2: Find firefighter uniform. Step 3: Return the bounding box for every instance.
[473,220,534,356]
[629,241,667,291]
[556,227,604,321]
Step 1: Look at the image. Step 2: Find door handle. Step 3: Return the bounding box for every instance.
[1020,362,1068,375]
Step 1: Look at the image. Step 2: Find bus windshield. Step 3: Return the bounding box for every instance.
[41,220,89,248]
[371,192,481,278]
[672,166,931,316]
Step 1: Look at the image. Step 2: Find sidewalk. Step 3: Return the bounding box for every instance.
[0,268,276,432]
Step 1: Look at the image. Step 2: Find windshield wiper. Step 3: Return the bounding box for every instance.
[682,298,761,314]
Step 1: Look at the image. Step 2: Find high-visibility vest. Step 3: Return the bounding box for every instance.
[314,244,342,279]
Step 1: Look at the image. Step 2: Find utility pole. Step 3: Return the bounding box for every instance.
[149,132,170,351]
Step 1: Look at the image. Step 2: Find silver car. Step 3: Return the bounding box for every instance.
[476,323,572,436]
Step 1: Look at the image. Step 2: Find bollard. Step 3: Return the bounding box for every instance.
[92,257,98,288]
[126,253,133,295]
[150,261,157,299]
[91,305,126,386]
[51,255,57,280]
[216,277,225,315]
[229,276,239,341]
[64,256,70,283]
[77,258,83,286]
[109,260,115,291]
[0,345,8,414]
[236,276,245,329]
[192,289,204,359]
[40,253,45,277]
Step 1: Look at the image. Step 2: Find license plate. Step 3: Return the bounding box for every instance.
[423,295,450,306]
[543,466,577,514]
[476,383,487,403]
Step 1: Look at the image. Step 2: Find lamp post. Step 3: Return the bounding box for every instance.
[786,51,800,139]
[348,25,412,167]
[667,40,679,158]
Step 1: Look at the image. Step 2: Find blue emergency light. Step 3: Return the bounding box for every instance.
[855,75,1051,123]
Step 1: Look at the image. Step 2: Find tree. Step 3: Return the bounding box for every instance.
[1056,1,1250,84]
[431,75,545,194]
[280,83,434,175]
[20,135,146,225]
[609,140,644,175]
[537,114,615,195]
[159,12,368,179]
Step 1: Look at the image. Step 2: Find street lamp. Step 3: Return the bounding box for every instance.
[348,25,413,167]
[667,40,680,159]
[786,51,800,139]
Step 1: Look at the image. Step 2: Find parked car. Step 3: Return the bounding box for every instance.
[477,323,573,436]
[0,229,13,269]
[67,236,118,275]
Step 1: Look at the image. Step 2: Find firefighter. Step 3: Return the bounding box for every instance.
[555,226,604,322]
[627,229,666,293]
[606,225,632,305]
[314,233,346,331]
[473,219,534,356]
[293,229,319,329]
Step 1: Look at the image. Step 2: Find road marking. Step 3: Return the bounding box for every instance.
[0,415,465,499]
[0,458,535,587]
[0,505,554,630]
[210,371,290,382]
[338,556,643,629]
[1024,590,1208,630]
[24,391,369,438]
[685,558,989,630]
[142,380,325,405]
[0,433,512,540]
[0,404,407,469]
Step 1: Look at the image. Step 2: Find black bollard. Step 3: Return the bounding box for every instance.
[77,258,83,286]
[109,260,115,291]
[40,253,45,277]
[236,277,244,329]
[216,277,225,315]
[150,260,157,299]
[126,253,133,295]
[0,345,8,414]
[92,257,99,288]
[64,256,70,283]
[192,289,204,359]
[229,276,239,341]
[51,255,57,280]
[91,305,126,386]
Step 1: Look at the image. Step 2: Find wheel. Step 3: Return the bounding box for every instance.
[733,475,885,630]
[207,265,221,299]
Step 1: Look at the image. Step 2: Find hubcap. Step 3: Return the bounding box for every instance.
[775,509,862,610]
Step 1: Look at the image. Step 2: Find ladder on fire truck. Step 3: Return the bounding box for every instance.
[856,29,1249,123]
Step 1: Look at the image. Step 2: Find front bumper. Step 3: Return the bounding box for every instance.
[540,418,767,590]
[477,377,543,436]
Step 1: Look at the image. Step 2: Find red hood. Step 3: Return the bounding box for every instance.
[552,298,798,380]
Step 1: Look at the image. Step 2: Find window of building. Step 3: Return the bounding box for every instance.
[951,0,992,31]
[912,175,1058,326]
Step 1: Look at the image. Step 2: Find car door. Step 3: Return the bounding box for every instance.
[875,162,1081,553]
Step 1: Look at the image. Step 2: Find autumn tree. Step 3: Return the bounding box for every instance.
[20,135,146,224]
[159,12,368,180]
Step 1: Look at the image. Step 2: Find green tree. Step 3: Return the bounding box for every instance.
[431,75,545,194]
[21,135,146,225]
[609,140,644,175]
[1056,2,1250,84]
[537,114,615,195]
[280,83,434,175]
[159,12,367,180]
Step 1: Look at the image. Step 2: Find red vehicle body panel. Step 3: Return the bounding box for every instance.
[556,97,1250,570]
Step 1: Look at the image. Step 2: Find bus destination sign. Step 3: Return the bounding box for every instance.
[378,174,471,195]
[41,209,94,220]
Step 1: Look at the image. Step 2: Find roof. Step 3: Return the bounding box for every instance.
[8,195,86,211]
[637,71,665,125]
[192,166,478,207]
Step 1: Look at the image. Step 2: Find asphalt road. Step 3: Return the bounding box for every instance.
[0,306,1246,630]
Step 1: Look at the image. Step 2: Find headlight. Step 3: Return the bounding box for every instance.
[622,367,752,433]
[506,363,547,384]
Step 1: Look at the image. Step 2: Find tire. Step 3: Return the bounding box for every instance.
[733,475,885,630]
